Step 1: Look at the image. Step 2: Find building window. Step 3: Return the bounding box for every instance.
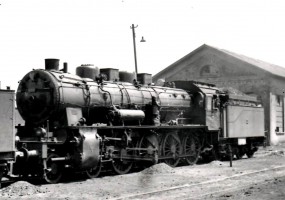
[275,95,284,133]
[276,95,282,106]
[200,65,220,77]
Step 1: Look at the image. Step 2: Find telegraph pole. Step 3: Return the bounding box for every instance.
[130,24,138,75]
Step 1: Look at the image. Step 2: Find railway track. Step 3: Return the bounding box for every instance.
[113,165,285,200]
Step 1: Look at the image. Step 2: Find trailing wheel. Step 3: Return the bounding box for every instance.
[183,134,201,165]
[112,148,133,175]
[161,133,182,167]
[86,161,102,178]
[44,153,63,184]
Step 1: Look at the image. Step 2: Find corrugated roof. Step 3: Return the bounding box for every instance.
[154,44,285,79]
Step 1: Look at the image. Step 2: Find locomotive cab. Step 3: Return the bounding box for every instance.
[174,81,222,130]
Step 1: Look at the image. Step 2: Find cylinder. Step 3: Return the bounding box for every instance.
[45,59,60,71]
[16,148,39,162]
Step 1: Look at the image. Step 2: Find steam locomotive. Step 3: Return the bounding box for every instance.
[0,59,265,184]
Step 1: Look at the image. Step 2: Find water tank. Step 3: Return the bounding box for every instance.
[76,64,99,80]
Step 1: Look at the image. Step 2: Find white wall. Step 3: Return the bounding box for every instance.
[269,93,285,144]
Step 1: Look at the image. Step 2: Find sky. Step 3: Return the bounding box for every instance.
[1,0,285,90]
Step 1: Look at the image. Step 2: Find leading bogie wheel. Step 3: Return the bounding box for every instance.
[161,132,182,167]
[86,161,102,178]
[44,153,63,184]
[183,134,201,165]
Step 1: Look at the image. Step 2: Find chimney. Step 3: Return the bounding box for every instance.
[45,59,59,70]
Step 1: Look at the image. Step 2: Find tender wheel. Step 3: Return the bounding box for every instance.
[183,134,201,165]
[86,161,102,178]
[246,144,257,158]
[138,134,159,165]
[44,154,63,184]
[161,133,182,167]
[246,150,254,158]
[112,149,133,175]
[213,145,222,161]
[235,147,245,159]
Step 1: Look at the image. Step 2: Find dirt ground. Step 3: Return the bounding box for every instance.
[1,144,285,200]
[202,176,285,200]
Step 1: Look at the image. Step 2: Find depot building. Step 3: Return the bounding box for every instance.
[153,44,285,145]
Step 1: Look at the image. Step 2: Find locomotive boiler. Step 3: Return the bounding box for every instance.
[1,59,265,184]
